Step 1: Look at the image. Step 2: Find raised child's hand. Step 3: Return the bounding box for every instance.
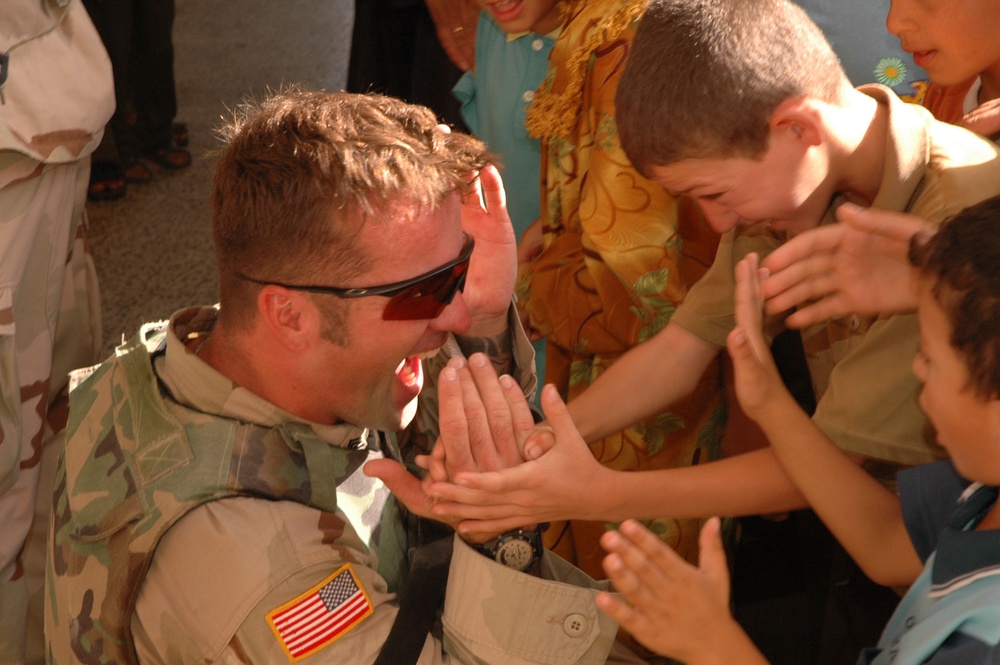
[726,253,788,422]
[760,203,932,326]
[595,519,766,664]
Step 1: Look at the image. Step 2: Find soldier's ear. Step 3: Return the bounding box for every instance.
[257,286,309,352]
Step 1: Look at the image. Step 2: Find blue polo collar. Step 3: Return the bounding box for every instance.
[930,482,1000,597]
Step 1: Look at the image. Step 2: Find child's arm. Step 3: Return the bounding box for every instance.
[728,253,923,586]
[567,321,721,442]
[428,381,811,535]
[516,219,544,342]
[958,96,1000,138]
[596,518,769,665]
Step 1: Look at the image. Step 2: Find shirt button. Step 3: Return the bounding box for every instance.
[522,90,535,103]
[532,38,545,51]
[848,314,861,331]
[563,613,588,637]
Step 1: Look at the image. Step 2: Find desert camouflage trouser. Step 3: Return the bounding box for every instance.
[0,155,102,665]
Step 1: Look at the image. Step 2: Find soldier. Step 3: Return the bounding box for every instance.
[45,90,642,664]
[0,2,113,663]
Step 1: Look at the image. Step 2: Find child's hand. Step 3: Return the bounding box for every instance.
[760,203,931,326]
[517,218,544,264]
[960,97,1000,139]
[516,218,545,341]
[427,384,614,535]
[596,519,764,664]
[425,0,478,71]
[367,354,536,543]
[726,253,789,422]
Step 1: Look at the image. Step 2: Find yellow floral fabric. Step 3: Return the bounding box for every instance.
[521,0,727,576]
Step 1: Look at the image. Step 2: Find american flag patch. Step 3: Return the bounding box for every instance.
[267,564,374,661]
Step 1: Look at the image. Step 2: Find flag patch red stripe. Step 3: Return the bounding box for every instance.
[266,564,374,662]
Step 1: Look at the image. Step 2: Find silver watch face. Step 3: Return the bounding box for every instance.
[495,536,535,570]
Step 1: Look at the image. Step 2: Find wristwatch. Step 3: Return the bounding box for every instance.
[475,528,543,572]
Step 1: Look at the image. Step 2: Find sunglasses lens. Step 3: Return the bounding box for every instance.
[381,260,469,321]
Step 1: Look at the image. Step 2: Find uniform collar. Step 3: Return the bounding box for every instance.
[857,84,931,214]
[156,306,369,449]
[929,482,1000,597]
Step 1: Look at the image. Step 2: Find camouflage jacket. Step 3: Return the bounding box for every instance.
[45,316,407,664]
[46,307,628,664]
[1,0,114,176]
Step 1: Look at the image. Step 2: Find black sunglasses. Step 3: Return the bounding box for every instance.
[234,233,474,321]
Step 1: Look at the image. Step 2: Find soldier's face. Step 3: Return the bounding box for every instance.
[314,194,472,431]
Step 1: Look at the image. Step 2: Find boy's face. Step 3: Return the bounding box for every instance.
[477,0,562,35]
[913,281,1000,481]
[887,0,1000,88]
[649,138,831,236]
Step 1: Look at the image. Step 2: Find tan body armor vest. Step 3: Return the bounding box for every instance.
[45,327,405,664]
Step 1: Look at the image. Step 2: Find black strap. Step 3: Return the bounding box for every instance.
[373,535,454,665]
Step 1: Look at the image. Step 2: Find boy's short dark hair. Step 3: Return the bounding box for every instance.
[909,195,1000,400]
[616,0,849,177]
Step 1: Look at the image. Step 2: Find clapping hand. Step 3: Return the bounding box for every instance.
[760,203,933,327]
[595,518,766,664]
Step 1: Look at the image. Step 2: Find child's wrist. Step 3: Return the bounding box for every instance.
[685,618,767,665]
[747,389,800,427]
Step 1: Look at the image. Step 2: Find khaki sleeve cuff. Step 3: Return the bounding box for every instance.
[442,536,619,665]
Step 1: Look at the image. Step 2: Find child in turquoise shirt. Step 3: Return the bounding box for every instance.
[452,1,562,393]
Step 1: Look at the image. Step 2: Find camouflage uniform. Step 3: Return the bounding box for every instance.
[48,307,634,665]
[0,2,113,663]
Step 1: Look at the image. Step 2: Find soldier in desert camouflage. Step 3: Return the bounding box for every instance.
[46,90,645,665]
[0,2,113,663]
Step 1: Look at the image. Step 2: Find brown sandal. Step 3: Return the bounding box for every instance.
[123,159,153,184]
[145,143,192,170]
[173,122,189,147]
[88,163,127,201]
